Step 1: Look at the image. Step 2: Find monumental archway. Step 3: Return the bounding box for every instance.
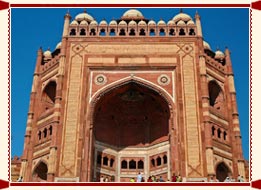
[216,162,231,182]
[89,81,173,182]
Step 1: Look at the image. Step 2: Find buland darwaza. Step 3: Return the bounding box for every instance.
[15,9,247,182]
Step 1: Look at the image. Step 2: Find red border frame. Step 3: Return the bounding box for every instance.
[1,1,257,189]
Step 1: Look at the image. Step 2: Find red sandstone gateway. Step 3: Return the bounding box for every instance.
[12,9,248,182]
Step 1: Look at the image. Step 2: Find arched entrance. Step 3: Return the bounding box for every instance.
[216,162,231,182]
[32,161,48,182]
[91,81,172,182]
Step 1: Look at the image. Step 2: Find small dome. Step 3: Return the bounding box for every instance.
[157,19,166,25]
[138,20,146,26]
[80,20,88,26]
[90,20,98,26]
[128,20,137,26]
[70,20,78,26]
[119,20,127,26]
[122,9,144,19]
[75,11,94,22]
[148,20,156,26]
[177,20,186,26]
[43,49,52,59]
[187,20,195,25]
[109,20,117,26]
[55,42,62,49]
[203,41,211,50]
[173,12,192,23]
[99,20,108,26]
[215,50,225,59]
[167,20,175,26]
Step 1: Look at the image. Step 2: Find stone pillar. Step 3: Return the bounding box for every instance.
[225,48,245,179]
[63,12,71,37]
[182,54,204,177]
[19,159,28,180]
[20,48,42,181]
[87,126,94,181]
[195,11,203,37]
[199,55,215,177]
[47,146,57,181]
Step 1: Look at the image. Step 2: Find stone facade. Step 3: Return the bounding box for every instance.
[17,9,247,182]
[11,156,21,182]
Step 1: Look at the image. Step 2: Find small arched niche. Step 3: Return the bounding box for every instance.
[208,80,224,111]
[41,81,57,111]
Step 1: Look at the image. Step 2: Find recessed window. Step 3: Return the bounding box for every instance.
[42,81,56,105]
[109,29,116,36]
[139,29,146,36]
[70,29,76,36]
[224,131,227,141]
[151,159,155,167]
[90,29,96,36]
[119,29,126,36]
[179,28,185,36]
[110,158,114,167]
[43,128,47,138]
[163,155,167,164]
[149,29,155,36]
[129,160,136,169]
[156,156,161,166]
[208,81,224,110]
[103,156,108,166]
[80,29,86,36]
[49,126,52,136]
[138,160,144,169]
[169,29,175,36]
[99,29,106,36]
[121,160,127,169]
[129,29,135,36]
[38,131,41,140]
[189,28,195,35]
[159,28,165,36]
[217,128,221,139]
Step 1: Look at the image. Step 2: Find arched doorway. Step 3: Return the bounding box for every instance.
[92,81,172,182]
[216,162,231,182]
[32,161,48,182]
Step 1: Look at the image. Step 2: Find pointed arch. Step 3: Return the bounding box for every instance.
[42,81,57,105]
[208,80,224,110]
[215,162,231,182]
[90,77,174,108]
[32,160,48,181]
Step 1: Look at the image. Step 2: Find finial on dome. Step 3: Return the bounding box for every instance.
[180,8,183,13]
[83,8,87,13]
